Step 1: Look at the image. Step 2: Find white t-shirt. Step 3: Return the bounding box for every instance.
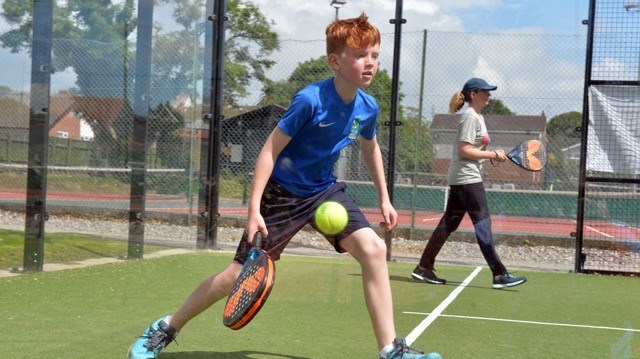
[447,107,490,185]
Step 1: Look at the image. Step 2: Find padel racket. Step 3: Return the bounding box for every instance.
[491,139,547,171]
[223,232,275,330]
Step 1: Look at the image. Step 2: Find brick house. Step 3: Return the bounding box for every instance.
[48,95,85,140]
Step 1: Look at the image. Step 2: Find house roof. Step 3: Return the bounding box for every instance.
[430,114,546,133]
[49,95,78,126]
[73,96,125,128]
[0,96,30,129]
[223,104,287,122]
[0,93,126,131]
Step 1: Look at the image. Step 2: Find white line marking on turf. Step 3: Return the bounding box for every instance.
[405,266,482,346]
[403,312,640,333]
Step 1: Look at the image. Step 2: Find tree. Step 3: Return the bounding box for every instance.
[109,101,186,168]
[155,0,279,106]
[546,111,583,190]
[260,55,400,136]
[1,0,279,167]
[1,0,279,105]
[395,107,433,174]
[547,111,582,140]
[261,56,333,107]
[0,0,136,97]
[482,98,513,115]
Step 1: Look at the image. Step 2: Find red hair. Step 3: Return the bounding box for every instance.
[325,12,380,56]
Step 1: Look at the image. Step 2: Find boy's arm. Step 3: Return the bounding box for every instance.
[245,127,291,240]
[359,135,397,232]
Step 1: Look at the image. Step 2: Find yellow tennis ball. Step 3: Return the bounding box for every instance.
[314,201,348,235]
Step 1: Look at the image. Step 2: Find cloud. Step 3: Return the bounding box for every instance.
[592,58,631,81]
[0,0,587,121]
[252,0,477,40]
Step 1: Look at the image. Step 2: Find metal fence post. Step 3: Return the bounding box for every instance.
[385,0,405,260]
[127,0,154,259]
[197,0,226,249]
[23,0,54,272]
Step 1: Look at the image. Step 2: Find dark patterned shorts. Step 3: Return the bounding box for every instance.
[233,180,370,264]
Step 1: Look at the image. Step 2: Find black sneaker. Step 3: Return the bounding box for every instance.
[492,273,527,289]
[411,266,446,285]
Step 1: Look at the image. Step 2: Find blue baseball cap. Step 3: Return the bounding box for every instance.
[462,78,497,94]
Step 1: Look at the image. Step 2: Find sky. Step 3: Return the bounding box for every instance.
[247,0,592,118]
[0,0,597,118]
[253,0,588,39]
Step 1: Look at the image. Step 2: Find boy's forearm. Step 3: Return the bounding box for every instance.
[248,128,290,214]
[248,151,275,214]
[361,139,391,205]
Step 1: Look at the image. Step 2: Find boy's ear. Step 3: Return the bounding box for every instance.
[327,53,340,71]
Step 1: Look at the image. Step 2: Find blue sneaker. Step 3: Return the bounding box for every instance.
[381,338,443,359]
[128,315,177,359]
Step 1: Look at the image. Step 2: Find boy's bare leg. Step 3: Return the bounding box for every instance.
[341,228,396,350]
[169,261,243,331]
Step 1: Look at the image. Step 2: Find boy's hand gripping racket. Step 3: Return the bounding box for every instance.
[223,232,276,330]
[491,139,547,172]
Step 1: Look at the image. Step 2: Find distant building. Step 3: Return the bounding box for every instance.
[0,92,126,142]
[220,104,286,170]
[48,95,89,141]
[561,143,581,161]
[175,104,287,173]
[0,95,30,138]
[429,113,547,188]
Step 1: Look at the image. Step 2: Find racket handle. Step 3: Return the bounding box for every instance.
[253,231,263,248]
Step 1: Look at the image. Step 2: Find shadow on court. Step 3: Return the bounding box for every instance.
[161,351,309,359]
[388,275,526,291]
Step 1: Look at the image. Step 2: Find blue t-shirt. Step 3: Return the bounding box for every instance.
[272,78,378,197]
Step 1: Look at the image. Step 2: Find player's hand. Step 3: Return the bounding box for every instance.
[494,149,508,162]
[245,211,268,243]
[379,201,398,232]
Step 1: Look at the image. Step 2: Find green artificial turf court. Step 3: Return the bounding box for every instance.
[1,250,638,359]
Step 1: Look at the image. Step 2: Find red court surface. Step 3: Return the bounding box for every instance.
[1,189,638,241]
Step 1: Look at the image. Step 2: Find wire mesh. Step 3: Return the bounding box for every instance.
[5,1,637,273]
[579,0,640,273]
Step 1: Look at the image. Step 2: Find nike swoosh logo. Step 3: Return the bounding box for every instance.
[319,122,335,128]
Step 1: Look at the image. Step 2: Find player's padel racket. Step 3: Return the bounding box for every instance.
[222,232,275,330]
[491,139,547,172]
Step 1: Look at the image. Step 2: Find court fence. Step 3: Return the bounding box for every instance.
[574,0,640,273]
[0,0,637,274]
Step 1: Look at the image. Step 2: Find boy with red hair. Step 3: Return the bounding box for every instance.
[128,13,441,359]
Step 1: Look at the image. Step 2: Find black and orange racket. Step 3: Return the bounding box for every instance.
[491,139,547,172]
[223,232,276,330]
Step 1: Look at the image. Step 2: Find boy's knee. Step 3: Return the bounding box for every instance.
[363,236,387,259]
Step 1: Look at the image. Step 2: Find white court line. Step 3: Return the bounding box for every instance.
[570,219,614,238]
[403,312,640,333]
[613,222,640,231]
[586,225,614,238]
[405,266,482,345]
[420,217,442,222]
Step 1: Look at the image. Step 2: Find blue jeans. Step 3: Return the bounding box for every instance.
[418,182,507,276]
